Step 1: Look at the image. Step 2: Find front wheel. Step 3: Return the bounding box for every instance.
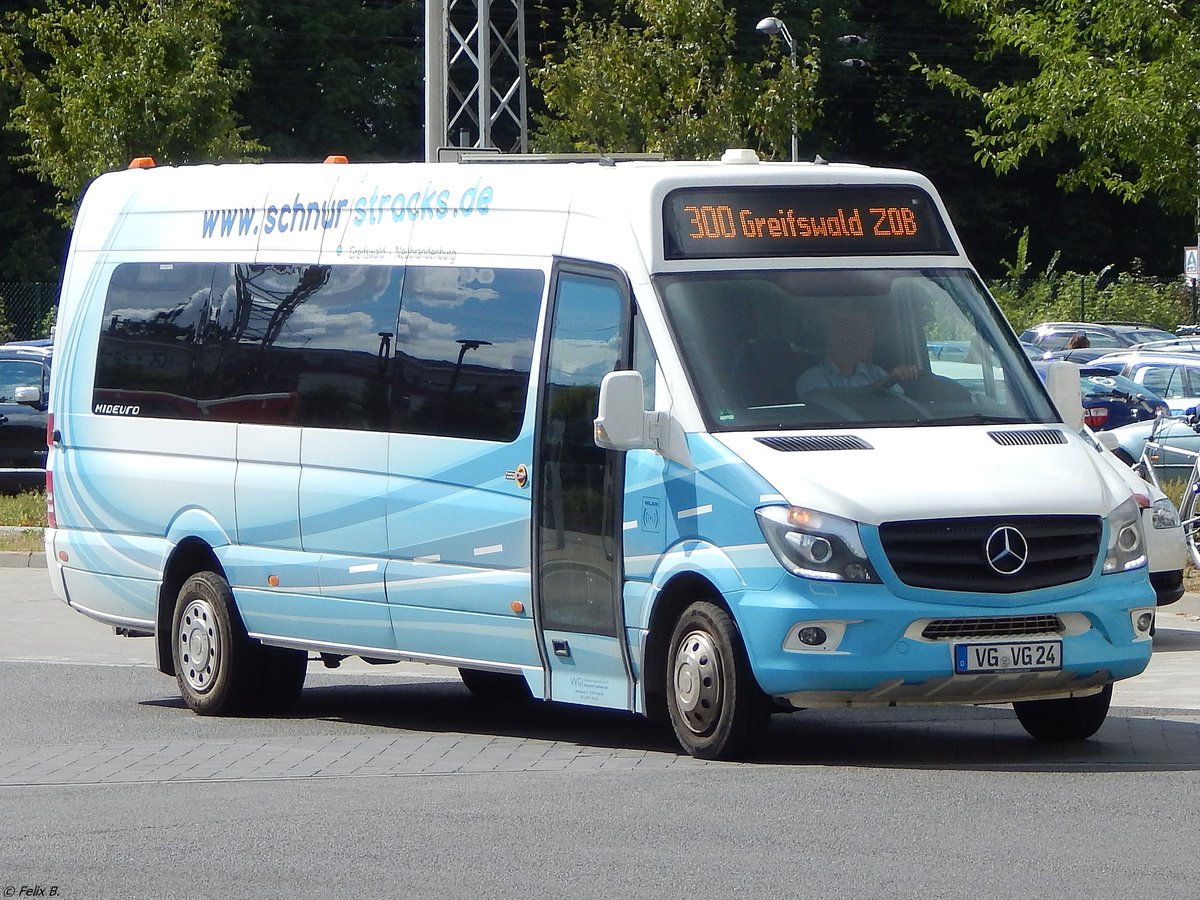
[665,601,768,760]
[1013,684,1112,741]
[171,571,262,715]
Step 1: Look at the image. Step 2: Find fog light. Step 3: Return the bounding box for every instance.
[1130,608,1155,638]
[797,626,828,647]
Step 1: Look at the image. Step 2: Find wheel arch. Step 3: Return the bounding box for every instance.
[155,537,227,676]
[641,571,737,722]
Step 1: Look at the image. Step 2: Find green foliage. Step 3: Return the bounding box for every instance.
[532,0,822,159]
[920,0,1200,215]
[0,488,46,527]
[0,0,263,224]
[37,302,55,339]
[988,230,1191,334]
[224,1,423,162]
[0,293,16,344]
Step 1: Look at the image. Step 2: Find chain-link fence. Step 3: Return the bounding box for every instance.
[0,283,57,342]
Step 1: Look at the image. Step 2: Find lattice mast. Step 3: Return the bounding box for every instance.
[424,0,528,161]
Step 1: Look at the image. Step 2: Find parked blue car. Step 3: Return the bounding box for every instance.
[1032,362,1169,431]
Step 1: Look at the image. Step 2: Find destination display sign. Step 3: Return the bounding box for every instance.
[663,185,955,259]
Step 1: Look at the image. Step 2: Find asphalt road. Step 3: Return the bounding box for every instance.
[2,568,1199,899]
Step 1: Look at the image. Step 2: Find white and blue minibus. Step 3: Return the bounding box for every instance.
[45,149,1155,758]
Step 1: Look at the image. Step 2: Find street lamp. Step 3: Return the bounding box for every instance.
[756,16,799,163]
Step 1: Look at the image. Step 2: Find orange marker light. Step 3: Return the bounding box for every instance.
[267,575,280,587]
[58,551,69,563]
[127,157,156,169]
[510,600,526,614]
[324,155,349,164]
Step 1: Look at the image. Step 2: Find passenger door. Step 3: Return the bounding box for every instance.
[535,263,634,709]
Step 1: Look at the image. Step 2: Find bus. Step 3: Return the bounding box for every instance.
[44,149,1155,759]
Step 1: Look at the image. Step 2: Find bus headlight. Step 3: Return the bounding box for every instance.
[756,506,880,583]
[1103,495,1147,574]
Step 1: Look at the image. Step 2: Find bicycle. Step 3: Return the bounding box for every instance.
[1132,411,1200,568]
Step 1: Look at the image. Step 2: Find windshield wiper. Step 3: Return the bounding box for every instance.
[923,414,1032,426]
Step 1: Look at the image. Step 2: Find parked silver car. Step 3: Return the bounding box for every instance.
[1090,350,1200,415]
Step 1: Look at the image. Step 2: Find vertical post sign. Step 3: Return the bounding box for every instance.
[1186,247,1199,325]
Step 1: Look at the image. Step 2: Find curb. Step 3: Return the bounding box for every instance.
[0,551,45,568]
[0,525,45,568]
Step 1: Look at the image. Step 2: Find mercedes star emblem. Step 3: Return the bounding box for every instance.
[985,525,1029,575]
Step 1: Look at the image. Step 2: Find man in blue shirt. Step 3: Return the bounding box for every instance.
[795,308,918,395]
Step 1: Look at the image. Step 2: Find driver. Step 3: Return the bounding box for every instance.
[795,307,919,395]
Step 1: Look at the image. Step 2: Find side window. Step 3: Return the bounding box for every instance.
[0,361,43,404]
[391,266,544,442]
[209,264,403,429]
[94,263,217,417]
[1136,366,1180,398]
[93,261,543,436]
[1184,366,1200,400]
[633,310,657,410]
[1084,331,1120,348]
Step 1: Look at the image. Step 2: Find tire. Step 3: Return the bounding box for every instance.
[458,667,532,702]
[1179,480,1200,569]
[171,571,262,716]
[255,645,308,713]
[1013,683,1112,741]
[665,600,769,760]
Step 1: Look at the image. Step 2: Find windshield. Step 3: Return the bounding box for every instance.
[655,268,1059,431]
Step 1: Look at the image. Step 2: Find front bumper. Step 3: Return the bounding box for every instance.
[733,569,1154,705]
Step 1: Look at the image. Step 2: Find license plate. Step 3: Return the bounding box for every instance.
[953,640,1062,674]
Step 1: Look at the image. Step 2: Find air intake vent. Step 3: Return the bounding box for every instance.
[988,429,1067,447]
[921,615,1064,640]
[756,435,873,452]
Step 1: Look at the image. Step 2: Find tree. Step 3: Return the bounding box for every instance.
[0,0,262,223]
[223,1,424,163]
[532,0,821,159]
[919,0,1200,216]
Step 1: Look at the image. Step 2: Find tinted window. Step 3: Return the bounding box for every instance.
[95,262,544,440]
[95,263,216,416]
[391,267,544,442]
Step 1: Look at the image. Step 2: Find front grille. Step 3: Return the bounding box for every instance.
[921,615,1064,640]
[878,515,1102,593]
[756,435,873,452]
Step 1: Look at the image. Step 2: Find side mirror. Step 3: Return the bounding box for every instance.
[1045,361,1083,432]
[14,385,43,408]
[595,370,693,467]
[594,371,650,451]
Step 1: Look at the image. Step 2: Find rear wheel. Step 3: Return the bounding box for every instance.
[666,601,768,760]
[1013,684,1112,741]
[171,571,261,715]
